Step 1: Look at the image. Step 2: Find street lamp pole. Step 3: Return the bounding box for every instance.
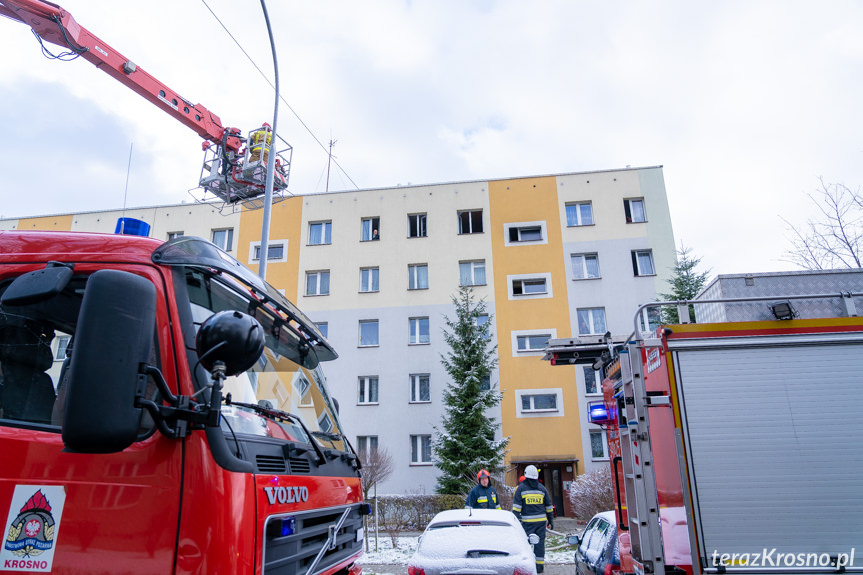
[258,0,279,281]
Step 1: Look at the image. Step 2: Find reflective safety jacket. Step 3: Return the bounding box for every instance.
[512,479,553,524]
[465,483,501,509]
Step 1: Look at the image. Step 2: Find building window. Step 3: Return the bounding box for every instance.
[308,221,332,245]
[359,320,379,347]
[410,374,431,403]
[211,228,234,252]
[54,334,71,360]
[521,393,558,413]
[512,278,548,296]
[639,308,662,334]
[590,429,609,459]
[316,322,328,339]
[578,308,607,335]
[565,202,593,227]
[632,250,655,276]
[358,376,379,404]
[583,366,601,395]
[295,375,313,406]
[476,314,489,327]
[357,435,379,455]
[504,221,547,246]
[624,198,646,223]
[318,412,334,433]
[252,242,286,262]
[360,267,380,293]
[480,375,491,391]
[362,217,381,241]
[306,270,330,296]
[459,260,486,286]
[517,333,551,352]
[409,317,430,345]
[458,210,483,234]
[515,388,564,418]
[572,253,600,280]
[408,213,427,238]
[411,434,432,464]
[167,231,184,240]
[408,264,429,290]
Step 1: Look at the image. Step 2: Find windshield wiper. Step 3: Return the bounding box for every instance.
[311,430,342,440]
[224,395,326,465]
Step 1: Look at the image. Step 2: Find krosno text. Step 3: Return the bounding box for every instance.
[712,549,855,568]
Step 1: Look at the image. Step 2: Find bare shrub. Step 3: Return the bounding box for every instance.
[568,466,614,521]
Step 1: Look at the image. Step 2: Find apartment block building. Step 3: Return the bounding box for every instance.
[1,166,676,515]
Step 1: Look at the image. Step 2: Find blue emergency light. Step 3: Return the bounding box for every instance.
[115,217,150,237]
[587,400,614,424]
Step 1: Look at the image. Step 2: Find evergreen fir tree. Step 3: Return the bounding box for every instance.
[434,286,508,495]
[659,244,711,323]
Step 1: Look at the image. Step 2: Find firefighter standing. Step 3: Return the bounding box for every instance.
[249,122,272,164]
[512,465,554,573]
[465,469,501,509]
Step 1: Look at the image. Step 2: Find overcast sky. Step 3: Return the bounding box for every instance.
[1,1,861,276]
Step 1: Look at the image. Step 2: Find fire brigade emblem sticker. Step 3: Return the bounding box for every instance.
[1,485,66,572]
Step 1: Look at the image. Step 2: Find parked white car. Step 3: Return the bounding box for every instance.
[407,508,538,575]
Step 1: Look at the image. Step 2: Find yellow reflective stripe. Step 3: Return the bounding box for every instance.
[536,560,545,564]
[523,517,547,522]
[477,497,488,502]
[512,504,522,511]
[545,506,554,512]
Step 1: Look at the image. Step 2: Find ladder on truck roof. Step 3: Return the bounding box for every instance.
[618,337,667,575]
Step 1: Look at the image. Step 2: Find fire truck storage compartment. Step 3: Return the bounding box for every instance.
[669,332,863,563]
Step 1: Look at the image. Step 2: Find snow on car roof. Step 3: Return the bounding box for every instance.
[426,508,521,529]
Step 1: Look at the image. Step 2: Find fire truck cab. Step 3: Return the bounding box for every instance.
[0,230,366,574]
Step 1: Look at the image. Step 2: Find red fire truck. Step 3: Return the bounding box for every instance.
[0,231,368,573]
[545,290,863,575]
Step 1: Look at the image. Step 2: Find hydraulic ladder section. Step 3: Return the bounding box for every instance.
[617,341,666,575]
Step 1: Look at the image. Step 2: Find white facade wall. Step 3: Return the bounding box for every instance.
[297,183,501,494]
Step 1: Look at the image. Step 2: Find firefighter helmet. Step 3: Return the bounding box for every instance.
[524,465,539,479]
[477,469,490,481]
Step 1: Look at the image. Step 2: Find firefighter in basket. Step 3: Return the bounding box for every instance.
[248,122,272,164]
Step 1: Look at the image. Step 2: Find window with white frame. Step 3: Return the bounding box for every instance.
[361,217,381,241]
[305,270,330,296]
[409,317,430,345]
[565,202,594,227]
[360,267,380,293]
[577,308,607,335]
[252,242,286,262]
[572,253,600,280]
[316,322,328,339]
[624,198,646,223]
[583,366,601,395]
[167,231,184,240]
[515,388,564,418]
[358,376,379,404]
[590,429,609,459]
[639,307,662,334]
[408,213,427,238]
[318,412,334,433]
[410,374,430,403]
[632,250,655,276]
[211,228,234,252]
[457,210,483,234]
[459,260,486,286]
[521,393,558,412]
[511,277,548,296]
[359,320,379,347]
[294,375,313,406]
[410,434,432,464]
[408,264,429,290]
[308,221,332,245]
[357,435,378,455]
[517,333,551,352]
[54,334,71,360]
[505,221,547,246]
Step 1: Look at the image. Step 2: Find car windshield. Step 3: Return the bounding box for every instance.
[183,269,346,451]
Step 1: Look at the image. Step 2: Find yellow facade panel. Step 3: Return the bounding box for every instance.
[239,197,303,302]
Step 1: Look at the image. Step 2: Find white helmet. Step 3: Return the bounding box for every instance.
[524,465,539,479]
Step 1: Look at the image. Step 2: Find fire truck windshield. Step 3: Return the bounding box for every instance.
[183,268,347,452]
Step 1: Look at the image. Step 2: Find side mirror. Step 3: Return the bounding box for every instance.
[63,270,156,453]
[569,535,582,546]
[333,397,340,415]
[196,310,264,376]
[1,263,72,306]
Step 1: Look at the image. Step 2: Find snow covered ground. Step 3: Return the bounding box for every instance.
[358,532,577,566]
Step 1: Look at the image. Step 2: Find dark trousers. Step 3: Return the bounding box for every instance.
[521,521,546,572]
